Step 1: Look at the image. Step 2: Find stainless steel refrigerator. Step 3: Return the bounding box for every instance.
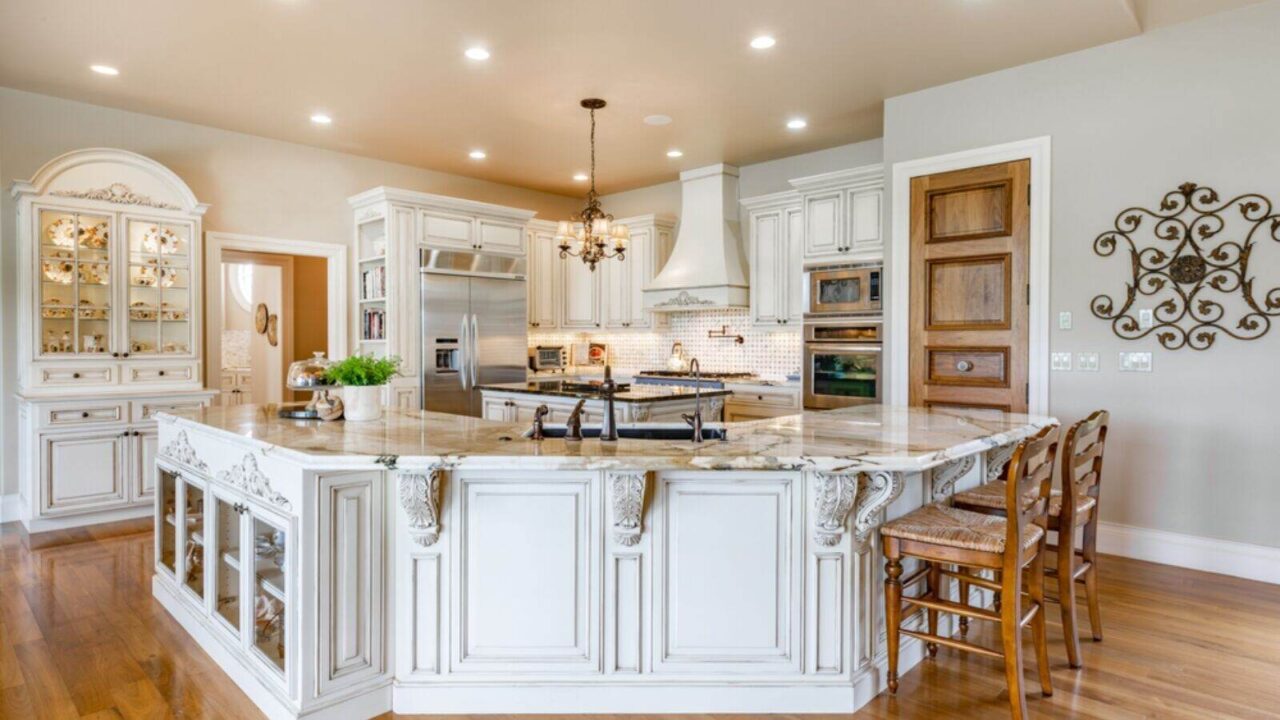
[419,249,527,416]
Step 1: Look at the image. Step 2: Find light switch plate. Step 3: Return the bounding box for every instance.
[1118,351,1152,372]
[1138,309,1154,329]
[1058,311,1072,330]
[1077,352,1100,372]
[1051,352,1072,371]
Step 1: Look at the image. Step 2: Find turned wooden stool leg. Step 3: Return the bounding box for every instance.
[884,543,904,694]
[1058,523,1083,668]
[1000,564,1029,720]
[1083,520,1103,641]
[956,565,971,637]
[926,562,940,658]
[1028,546,1054,697]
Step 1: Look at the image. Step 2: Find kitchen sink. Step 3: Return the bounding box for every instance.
[524,424,729,441]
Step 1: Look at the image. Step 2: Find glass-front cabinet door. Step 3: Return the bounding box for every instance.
[157,466,179,576]
[180,478,206,600]
[211,493,243,637]
[250,510,288,675]
[37,208,114,356]
[126,217,194,356]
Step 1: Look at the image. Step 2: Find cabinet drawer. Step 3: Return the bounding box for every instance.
[725,385,801,409]
[41,402,128,428]
[131,397,210,422]
[124,363,196,384]
[37,365,115,387]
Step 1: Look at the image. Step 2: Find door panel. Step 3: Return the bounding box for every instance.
[42,431,127,514]
[910,160,1030,412]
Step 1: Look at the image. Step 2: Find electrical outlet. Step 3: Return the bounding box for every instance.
[1051,352,1072,371]
[1118,351,1152,372]
[1077,352,1100,372]
[1138,309,1154,329]
[1058,311,1072,330]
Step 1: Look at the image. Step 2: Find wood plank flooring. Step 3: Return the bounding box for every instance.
[2,520,1278,719]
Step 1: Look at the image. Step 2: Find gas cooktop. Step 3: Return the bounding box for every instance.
[637,370,757,379]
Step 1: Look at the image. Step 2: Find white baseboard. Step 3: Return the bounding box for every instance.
[0,493,20,524]
[1098,521,1280,585]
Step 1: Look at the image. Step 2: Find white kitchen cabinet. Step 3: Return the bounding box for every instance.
[477,219,526,254]
[526,223,560,329]
[601,218,676,330]
[743,195,805,327]
[724,383,802,422]
[561,252,602,329]
[789,165,884,263]
[133,427,160,501]
[40,430,128,516]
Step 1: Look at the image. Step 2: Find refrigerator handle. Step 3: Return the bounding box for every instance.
[459,315,470,391]
[470,313,480,387]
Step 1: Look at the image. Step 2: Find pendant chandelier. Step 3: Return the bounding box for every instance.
[556,98,628,272]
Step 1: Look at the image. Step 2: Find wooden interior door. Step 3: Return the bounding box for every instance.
[909,160,1030,412]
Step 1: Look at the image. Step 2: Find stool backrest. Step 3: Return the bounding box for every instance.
[1004,423,1060,560]
[1059,410,1110,527]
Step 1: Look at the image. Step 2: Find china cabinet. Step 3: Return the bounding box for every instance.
[348,187,538,409]
[789,164,884,263]
[742,192,806,327]
[12,148,215,533]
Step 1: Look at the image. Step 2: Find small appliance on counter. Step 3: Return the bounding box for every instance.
[278,352,343,420]
[529,345,569,372]
[572,342,609,367]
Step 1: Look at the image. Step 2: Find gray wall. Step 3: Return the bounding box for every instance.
[0,87,581,498]
[883,1,1280,548]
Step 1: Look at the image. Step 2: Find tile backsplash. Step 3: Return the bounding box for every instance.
[529,309,801,379]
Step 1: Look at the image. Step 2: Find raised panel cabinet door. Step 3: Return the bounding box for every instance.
[602,243,630,329]
[527,231,559,329]
[803,192,843,259]
[133,428,159,502]
[41,430,127,515]
[749,210,783,325]
[625,229,657,330]
[848,189,883,254]
[560,254,601,329]
[317,473,383,693]
[480,397,512,422]
[477,220,525,254]
[909,160,1030,412]
[784,206,805,323]
[421,211,473,250]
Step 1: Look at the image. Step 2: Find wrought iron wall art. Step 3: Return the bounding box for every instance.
[1091,182,1280,350]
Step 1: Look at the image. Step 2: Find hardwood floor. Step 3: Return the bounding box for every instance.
[2,521,1278,719]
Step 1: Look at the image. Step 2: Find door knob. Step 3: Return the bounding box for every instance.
[955,360,974,373]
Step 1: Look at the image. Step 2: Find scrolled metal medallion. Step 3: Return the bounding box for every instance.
[1091,182,1280,350]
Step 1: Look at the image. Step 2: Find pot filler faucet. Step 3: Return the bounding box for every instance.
[681,358,704,443]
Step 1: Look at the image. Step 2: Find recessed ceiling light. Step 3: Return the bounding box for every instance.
[469,150,487,160]
[750,35,776,50]
[89,64,119,76]
[666,149,683,158]
[573,173,589,182]
[786,118,808,130]
[310,113,333,125]
[465,47,491,61]
[644,114,672,126]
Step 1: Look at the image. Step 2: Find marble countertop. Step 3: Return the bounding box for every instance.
[478,380,732,403]
[159,404,1055,474]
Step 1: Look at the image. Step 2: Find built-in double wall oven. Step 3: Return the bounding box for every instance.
[803,263,882,409]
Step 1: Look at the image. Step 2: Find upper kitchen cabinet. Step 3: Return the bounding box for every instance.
[742,192,805,327]
[789,164,884,264]
[526,221,560,329]
[602,215,676,330]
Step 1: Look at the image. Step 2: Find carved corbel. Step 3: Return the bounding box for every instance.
[608,470,648,546]
[930,455,976,502]
[813,473,859,547]
[852,470,905,552]
[985,443,1017,482]
[159,430,208,473]
[399,468,445,547]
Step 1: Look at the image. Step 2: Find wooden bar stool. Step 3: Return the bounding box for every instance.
[881,424,1059,720]
[953,410,1109,668]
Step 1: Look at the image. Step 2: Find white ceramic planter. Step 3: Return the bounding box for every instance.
[342,385,384,422]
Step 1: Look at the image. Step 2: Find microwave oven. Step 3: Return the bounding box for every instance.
[805,263,882,316]
[529,345,568,371]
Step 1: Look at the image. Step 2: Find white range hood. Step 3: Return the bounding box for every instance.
[643,163,749,312]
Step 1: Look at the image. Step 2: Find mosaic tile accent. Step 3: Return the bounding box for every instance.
[529,309,802,380]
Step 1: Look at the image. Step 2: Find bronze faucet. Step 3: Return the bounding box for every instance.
[565,398,586,440]
[681,358,704,443]
[530,404,549,440]
[600,365,619,442]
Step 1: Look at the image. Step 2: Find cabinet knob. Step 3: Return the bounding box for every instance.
[158,370,166,377]
[123,352,130,358]
[112,352,120,358]
[81,411,90,418]
[72,372,81,379]
[955,360,974,373]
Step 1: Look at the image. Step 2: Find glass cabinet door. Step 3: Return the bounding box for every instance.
[37,209,113,356]
[157,467,179,575]
[212,495,243,635]
[126,218,193,356]
[250,511,287,674]
[180,479,206,600]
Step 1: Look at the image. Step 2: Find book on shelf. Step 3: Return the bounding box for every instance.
[360,264,386,300]
[362,307,386,341]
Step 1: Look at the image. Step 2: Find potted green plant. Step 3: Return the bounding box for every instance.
[325,354,402,421]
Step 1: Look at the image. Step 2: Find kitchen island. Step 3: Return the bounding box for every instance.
[151,404,1053,720]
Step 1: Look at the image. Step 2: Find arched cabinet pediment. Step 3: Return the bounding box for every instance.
[12,147,208,216]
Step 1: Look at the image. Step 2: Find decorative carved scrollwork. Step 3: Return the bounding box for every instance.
[985,443,1017,483]
[399,469,444,547]
[1091,182,1280,349]
[654,291,714,308]
[608,471,647,546]
[852,471,904,552]
[218,454,291,510]
[814,473,859,547]
[51,183,180,210]
[930,456,976,502]
[159,430,207,472]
